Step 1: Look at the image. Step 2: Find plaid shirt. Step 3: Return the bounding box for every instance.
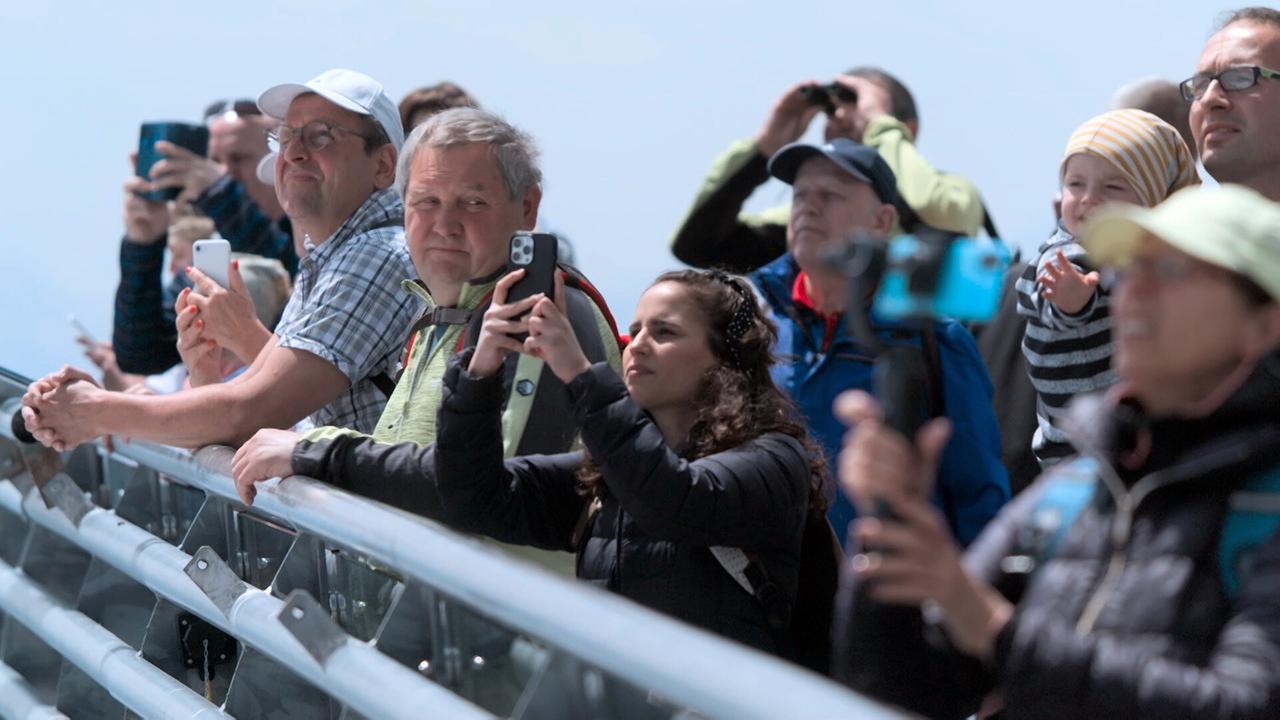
[274,188,419,433]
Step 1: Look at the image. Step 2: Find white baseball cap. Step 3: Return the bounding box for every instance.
[257,68,405,151]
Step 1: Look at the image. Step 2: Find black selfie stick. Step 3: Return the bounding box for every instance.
[841,238,932,521]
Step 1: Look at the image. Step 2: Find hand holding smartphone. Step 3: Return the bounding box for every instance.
[504,232,558,341]
[135,122,210,202]
[192,239,231,289]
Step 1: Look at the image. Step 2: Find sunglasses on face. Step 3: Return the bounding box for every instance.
[1179,65,1280,101]
[203,98,261,122]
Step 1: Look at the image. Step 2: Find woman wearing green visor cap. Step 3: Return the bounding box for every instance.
[831,184,1280,719]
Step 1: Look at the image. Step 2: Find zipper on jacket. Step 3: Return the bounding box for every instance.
[1073,442,1254,634]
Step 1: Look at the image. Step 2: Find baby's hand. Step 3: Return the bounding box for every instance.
[1039,249,1100,314]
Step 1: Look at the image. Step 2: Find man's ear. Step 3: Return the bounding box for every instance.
[372,145,398,191]
[520,184,542,230]
[875,203,898,236]
[1245,302,1280,358]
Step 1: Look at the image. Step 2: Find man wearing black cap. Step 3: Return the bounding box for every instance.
[670,69,993,273]
[748,138,1008,550]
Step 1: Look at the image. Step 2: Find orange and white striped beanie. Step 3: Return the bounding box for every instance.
[1061,109,1199,208]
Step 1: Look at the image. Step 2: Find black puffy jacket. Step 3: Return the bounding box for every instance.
[835,359,1280,720]
[434,357,811,654]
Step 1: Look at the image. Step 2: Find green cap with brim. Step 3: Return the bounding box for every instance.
[1081,184,1280,302]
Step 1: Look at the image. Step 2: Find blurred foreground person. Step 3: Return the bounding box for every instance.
[834,185,1280,719]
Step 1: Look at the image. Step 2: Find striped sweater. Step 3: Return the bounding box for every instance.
[1015,224,1117,465]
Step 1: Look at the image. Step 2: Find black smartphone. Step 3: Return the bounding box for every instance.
[505,232,559,340]
[135,121,210,202]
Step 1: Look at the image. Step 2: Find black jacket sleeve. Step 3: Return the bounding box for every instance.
[292,433,444,519]
[113,236,181,374]
[572,363,809,550]
[669,143,788,273]
[433,351,589,551]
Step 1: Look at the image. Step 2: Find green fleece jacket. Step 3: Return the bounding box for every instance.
[670,116,987,272]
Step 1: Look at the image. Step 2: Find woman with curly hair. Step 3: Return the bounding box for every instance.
[433,267,827,655]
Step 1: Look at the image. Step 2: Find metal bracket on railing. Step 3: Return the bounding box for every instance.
[23,448,63,499]
[278,589,346,665]
[39,472,92,527]
[184,546,249,617]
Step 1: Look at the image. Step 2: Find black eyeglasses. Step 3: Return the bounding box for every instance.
[1179,65,1280,101]
[203,98,261,122]
[267,120,369,153]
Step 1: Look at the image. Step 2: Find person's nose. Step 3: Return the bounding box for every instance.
[432,201,463,239]
[282,133,310,164]
[628,329,652,355]
[1197,76,1233,111]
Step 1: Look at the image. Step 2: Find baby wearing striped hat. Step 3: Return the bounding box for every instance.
[1015,109,1198,467]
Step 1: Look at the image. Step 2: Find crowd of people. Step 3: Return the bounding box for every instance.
[16,6,1280,718]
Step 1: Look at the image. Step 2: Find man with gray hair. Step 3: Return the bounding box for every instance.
[23,68,419,450]
[231,108,621,571]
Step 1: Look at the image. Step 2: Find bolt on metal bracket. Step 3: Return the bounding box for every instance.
[277,589,347,665]
[184,546,250,617]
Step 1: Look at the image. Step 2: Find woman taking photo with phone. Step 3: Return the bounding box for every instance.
[434,267,825,654]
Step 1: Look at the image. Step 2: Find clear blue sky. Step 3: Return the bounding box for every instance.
[0,0,1226,379]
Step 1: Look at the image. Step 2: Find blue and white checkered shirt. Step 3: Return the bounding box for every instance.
[274,188,420,433]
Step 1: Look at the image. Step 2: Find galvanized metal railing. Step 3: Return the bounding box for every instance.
[0,367,907,719]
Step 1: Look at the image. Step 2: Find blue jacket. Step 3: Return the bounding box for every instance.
[749,254,1009,548]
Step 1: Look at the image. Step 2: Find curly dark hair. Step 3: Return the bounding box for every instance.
[577,269,829,513]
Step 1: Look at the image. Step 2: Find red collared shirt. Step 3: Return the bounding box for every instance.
[791,271,842,352]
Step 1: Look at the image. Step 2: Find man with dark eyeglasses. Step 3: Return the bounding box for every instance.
[669,67,994,274]
[24,69,418,452]
[1186,6,1280,201]
[112,95,296,377]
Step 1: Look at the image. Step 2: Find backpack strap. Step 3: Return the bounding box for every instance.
[1219,467,1280,602]
[371,305,474,399]
[709,546,790,636]
[998,458,1098,578]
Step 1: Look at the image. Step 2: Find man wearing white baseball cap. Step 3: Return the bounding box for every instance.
[23,69,419,452]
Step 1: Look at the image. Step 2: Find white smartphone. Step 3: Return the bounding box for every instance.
[193,239,231,289]
[68,314,96,342]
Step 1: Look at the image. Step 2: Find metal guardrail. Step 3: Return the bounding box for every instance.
[0,369,907,719]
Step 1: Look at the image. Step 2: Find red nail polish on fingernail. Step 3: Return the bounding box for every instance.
[233,260,239,269]
[185,266,192,274]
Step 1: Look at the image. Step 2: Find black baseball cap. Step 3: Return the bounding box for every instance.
[767,138,898,206]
